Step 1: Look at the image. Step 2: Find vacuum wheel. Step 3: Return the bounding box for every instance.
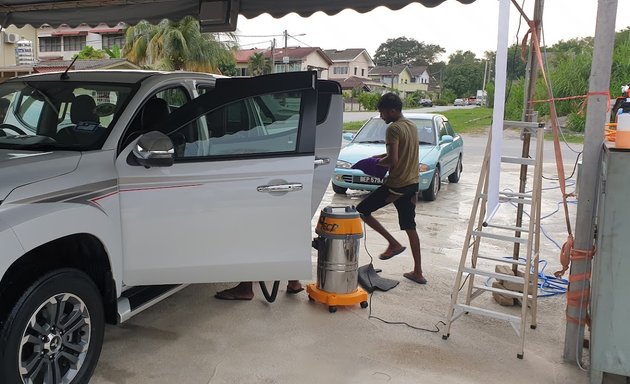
[360,301,368,309]
[328,306,337,313]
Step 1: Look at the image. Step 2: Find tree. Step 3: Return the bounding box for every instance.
[442,50,484,97]
[218,59,238,76]
[73,46,106,60]
[247,52,271,76]
[124,16,236,72]
[373,37,445,66]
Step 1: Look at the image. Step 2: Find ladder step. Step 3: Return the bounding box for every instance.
[454,304,522,324]
[499,196,533,205]
[472,231,528,244]
[499,191,533,199]
[462,267,525,284]
[476,254,527,266]
[501,156,537,166]
[473,284,534,299]
[483,223,530,233]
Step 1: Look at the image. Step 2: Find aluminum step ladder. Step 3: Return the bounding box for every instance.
[442,121,544,359]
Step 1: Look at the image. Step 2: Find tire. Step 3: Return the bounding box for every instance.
[332,183,347,194]
[0,269,105,384]
[448,157,462,183]
[422,168,440,201]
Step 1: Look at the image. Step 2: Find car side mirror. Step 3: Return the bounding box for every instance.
[440,135,454,144]
[131,131,174,168]
[342,132,355,141]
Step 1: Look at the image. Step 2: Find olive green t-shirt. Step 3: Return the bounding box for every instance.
[385,117,419,188]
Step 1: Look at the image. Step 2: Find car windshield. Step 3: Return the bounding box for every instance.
[353,117,436,145]
[0,80,134,151]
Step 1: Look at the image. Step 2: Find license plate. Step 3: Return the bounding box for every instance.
[356,176,383,184]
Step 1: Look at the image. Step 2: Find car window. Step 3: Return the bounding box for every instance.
[353,117,435,145]
[444,120,455,136]
[0,81,133,151]
[171,91,302,159]
[437,119,448,138]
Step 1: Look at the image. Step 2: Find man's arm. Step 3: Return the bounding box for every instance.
[377,140,399,169]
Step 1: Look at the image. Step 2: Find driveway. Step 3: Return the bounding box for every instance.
[91,132,587,384]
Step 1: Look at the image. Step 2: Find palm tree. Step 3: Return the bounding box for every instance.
[124,16,236,73]
[248,52,272,76]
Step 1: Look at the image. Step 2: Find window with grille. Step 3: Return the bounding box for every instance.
[63,36,86,51]
[101,34,124,50]
[39,37,61,52]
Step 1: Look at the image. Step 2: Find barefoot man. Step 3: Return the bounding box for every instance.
[356,93,426,284]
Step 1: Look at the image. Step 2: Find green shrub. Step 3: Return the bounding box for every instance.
[434,99,449,106]
[566,112,586,133]
[358,92,381,111]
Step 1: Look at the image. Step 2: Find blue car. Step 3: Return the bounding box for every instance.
[332,113,464,201]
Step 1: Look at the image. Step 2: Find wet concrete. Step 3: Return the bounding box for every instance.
[92,131,588,384]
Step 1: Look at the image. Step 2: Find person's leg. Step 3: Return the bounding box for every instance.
[357,186,405,256]
[394,185,426,284]
[214,282,255,300]
[286,280,303,294]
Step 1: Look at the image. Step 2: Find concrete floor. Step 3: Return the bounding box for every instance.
[92,131,590,384]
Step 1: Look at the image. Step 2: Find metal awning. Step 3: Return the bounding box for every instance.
[0,0,476,31]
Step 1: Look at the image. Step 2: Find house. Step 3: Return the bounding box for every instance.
[234,46,332,79]
[0,25,38,67]
[324,48,374,80]
[369,64,430,98]
[37,23,126,61]
[322,48,385,93]
[32,58,140,73]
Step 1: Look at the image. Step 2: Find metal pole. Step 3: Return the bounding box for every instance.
[563,0,618,364]
[513,0,544,273]
[283,29,288,73]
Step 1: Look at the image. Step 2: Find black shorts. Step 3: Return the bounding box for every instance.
[356,183,419,230]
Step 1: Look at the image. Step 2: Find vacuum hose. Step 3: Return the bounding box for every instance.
[259,281,280,303]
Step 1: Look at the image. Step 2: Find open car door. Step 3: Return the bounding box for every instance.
[117,71,334,285]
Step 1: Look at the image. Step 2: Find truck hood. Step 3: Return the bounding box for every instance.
[0,150,81,201]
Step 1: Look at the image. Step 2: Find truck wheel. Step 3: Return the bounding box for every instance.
[0,269,104,384]
[332,184,347,194]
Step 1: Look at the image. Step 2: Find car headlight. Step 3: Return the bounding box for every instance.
[418,163,430,172]
[336,160,353,169]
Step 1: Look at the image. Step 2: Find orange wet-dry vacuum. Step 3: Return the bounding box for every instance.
[307,206,368,313]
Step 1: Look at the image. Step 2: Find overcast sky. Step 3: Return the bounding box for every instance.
[233,1,630,61]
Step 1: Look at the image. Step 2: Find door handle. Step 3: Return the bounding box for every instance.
[257,183,303,193]
[314,157,330,167]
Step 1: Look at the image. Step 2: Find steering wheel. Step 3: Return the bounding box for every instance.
[0,123,28,136]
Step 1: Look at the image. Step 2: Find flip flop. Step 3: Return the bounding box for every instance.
[403,272,427,285]
[286,287,304,294]
[214,290,253,301]
[379,246,406,260]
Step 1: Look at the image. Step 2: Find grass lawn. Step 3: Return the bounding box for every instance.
[342,107,585,144]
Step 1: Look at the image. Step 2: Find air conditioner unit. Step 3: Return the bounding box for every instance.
[4,33,19,44]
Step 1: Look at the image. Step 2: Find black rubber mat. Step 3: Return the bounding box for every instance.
[358,264,399,292]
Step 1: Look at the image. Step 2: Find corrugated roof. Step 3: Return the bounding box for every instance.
[0,1,476,31]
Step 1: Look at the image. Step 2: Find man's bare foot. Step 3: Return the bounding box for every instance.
[214,282,254,300]
[286,280,304,294]
[403,272,427,284]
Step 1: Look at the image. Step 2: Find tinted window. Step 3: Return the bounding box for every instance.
[0,81,133,151]
[172,91,302,159]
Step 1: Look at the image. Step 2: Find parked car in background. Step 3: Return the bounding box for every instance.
[332,113,463,201]
[0,70,342,384]
[453,98,466,106]
[420,98,433,107]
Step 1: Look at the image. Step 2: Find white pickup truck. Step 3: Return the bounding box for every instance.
[0,70,342,383]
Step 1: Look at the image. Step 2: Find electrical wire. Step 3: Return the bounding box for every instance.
[362,222,445,333]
